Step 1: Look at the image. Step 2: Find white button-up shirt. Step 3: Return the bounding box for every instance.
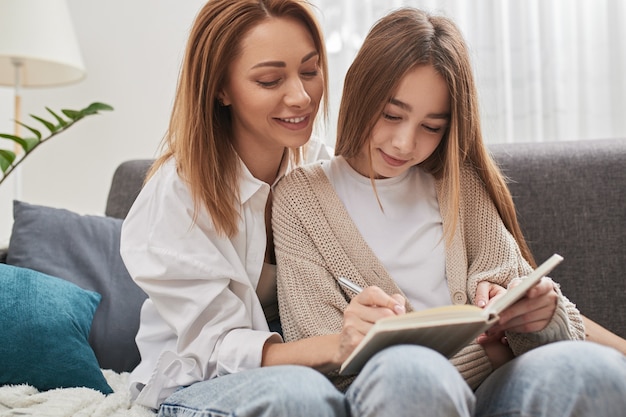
[121,141,330,409]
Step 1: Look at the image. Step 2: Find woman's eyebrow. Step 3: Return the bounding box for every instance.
[301,51,318,63]
[252,60,285,69]
[251,51,318,69]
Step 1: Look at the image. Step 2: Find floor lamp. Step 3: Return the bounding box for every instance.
[0,0,86,199]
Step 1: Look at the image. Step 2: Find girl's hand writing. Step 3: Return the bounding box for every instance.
[336,286,405,365]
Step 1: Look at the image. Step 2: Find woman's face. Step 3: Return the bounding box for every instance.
[349,65,450,179]
[220,17,323,155]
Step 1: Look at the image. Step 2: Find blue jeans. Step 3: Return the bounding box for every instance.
[158,365,346,417]
[475,340,626,417]
[158,341,626,417]
[346,344,474,416]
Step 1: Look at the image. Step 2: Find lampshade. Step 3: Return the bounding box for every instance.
[0,0,86,87]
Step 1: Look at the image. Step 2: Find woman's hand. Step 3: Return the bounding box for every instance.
[335,286,405,365]
[488,277,558,335]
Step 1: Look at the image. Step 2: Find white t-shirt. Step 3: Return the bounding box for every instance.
[321,156,451,311]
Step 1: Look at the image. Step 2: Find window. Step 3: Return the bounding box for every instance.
[312,0,626,144]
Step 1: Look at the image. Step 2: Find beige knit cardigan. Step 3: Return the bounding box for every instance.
[272,161,585,390]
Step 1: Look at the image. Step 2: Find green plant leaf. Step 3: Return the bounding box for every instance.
[0,133,23,142]
[61,109,82,120]
[0,101,113,187]
[0,133,29,150]
[81,102,114,115]
[0,133,40,153]
[62,102,114,120]
[30,114,58,134]
[46,107,68,128]
[0,149,16,173]
[15,121,42,140]
[22,137,40,153]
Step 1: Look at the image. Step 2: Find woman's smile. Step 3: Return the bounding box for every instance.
[275,114,310,130]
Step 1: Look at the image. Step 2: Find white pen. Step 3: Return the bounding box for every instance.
[337,276,364,294]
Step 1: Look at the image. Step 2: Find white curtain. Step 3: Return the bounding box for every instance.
[311,0,626,145]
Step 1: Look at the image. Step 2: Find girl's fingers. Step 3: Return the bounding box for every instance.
[391,293,407,314]
[475,281,491,308]
[343,286,406,337]
[355,286,405,315]
[501,288,557,323]
[526,277,555,298]
[492,302,556,334]
[475,282,507,308]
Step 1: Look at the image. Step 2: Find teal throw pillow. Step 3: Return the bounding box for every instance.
[0,264,113,394]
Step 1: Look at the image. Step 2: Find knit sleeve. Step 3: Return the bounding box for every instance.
[458,165,585,355]
[450,343,492,389]
[458,165,532,299]
[273,164,402,344]
[506,282,585,355]
[272,168,348,343]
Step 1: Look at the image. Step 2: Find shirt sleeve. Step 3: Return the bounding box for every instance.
[121,163,278,407]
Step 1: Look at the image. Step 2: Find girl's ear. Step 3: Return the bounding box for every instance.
[217,91,231,106]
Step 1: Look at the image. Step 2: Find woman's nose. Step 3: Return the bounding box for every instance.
[284,78,311,108]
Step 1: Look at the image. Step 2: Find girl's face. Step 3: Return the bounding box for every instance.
[220,17,323,156]
[349,65,450,179]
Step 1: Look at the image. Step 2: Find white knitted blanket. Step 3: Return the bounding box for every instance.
[0,370,155,417]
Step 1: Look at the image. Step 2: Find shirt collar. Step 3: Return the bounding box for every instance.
[238,149,290,204]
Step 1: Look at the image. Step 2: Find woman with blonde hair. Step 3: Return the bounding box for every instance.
[121,0,348,415]
[273,7,626,416]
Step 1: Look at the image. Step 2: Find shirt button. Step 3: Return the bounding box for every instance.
[452,291,467,304]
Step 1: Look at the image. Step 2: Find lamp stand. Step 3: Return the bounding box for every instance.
[12,59,22,201]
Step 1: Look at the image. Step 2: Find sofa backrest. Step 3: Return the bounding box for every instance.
[105,159,154,219]
[107,139,625,338]
[489,139,625,338]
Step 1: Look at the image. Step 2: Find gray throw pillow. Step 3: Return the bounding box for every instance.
[6,200,147,373]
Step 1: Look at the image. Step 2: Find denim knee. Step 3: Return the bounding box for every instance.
[476,340,626,417]
[347,345,474,417]
[518,340,625,384]
[265,365,346,416]
[159,365,346,417]
[544,341,626,405]
[365,344,458,383]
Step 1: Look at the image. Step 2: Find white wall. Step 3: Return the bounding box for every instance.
[0,0,206,244]
[0,88,15,245]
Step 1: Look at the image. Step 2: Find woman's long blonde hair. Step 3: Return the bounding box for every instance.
[335,7,534,266]
[148,0,328,237]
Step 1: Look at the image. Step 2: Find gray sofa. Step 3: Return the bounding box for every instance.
[489,138,625,340]
[3,138,625,381]
[107,138,626,341]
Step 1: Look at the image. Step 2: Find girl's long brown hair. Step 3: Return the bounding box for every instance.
[335,8,534,266]
[148,0,328,237]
